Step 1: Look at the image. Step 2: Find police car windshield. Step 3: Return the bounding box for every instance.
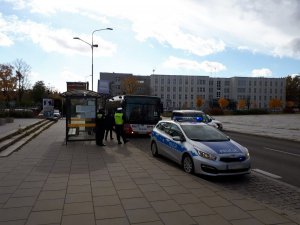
[181,124,229,142]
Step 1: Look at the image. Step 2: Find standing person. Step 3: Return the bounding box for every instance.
[95,108,106,146]
[105,111,114,141]
[114,107,128,144]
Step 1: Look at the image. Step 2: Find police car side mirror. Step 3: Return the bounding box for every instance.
[173,136,185,142]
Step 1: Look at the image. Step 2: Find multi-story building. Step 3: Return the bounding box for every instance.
[150,75,210,110]
[152,75,286,110]
[99,72,286,110]
[100,72,150,97]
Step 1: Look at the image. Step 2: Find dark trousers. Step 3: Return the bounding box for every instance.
[105,127,114,140]
[96,127,105,145]
[115,125,126,143]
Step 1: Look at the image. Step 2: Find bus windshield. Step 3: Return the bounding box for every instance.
[106,95,162,125]
[105,95,162,135]
[125,96,161,124]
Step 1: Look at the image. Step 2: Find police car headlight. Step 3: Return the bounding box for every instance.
[195,148,217,161]
[245,148,250,159]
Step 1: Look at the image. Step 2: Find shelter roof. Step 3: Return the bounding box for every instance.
[61,89,105,98]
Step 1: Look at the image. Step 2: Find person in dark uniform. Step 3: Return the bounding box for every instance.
[114,107,128,144]
[95,108,106,146]
[105,111,114,141]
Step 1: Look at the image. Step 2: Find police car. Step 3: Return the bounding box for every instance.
[171,110,221,129]
[150,119,251,176]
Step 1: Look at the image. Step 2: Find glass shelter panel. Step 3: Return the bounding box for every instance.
[67,98,96,141]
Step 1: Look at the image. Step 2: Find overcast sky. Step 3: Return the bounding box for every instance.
[1,0,300,92]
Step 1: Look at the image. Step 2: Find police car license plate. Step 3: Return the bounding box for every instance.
[228,164,244,170]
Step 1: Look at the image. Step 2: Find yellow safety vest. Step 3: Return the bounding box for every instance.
[114,112,124,125]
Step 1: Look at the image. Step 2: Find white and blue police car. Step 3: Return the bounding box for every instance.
[150,119,251,176]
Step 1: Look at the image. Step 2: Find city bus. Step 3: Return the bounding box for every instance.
[105,95,163,135]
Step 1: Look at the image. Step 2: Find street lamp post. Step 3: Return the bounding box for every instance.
[73,28,113,91]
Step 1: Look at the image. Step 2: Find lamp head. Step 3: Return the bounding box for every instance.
[73,37,79,40]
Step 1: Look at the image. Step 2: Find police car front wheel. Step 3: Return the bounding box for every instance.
[182,155,194,174]
[151,142,159,157]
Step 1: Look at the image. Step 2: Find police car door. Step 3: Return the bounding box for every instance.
[166,124,185,164]
[156,122,173,158]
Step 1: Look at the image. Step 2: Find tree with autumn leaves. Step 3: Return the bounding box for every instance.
[269,98,282,111]
[218,97,229,110]
[196,96,204,109]
[1,59,32,107]
[286,75,300,108]
[121,76,140,94]
[0,64,17,106]
[237,99,246,110]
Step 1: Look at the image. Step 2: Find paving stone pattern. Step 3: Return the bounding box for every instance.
[0,120,299,225]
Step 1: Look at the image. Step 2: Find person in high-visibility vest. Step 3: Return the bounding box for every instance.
[114,107,128,144]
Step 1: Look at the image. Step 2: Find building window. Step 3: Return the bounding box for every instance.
[217,80,221,90]
[238,79,246,86]
[173,87,176,92]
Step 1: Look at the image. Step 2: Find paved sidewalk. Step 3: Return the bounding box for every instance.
[0,120,299,225]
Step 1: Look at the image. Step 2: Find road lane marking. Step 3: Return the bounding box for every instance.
[264,147,300,157]
[252,169,282,179]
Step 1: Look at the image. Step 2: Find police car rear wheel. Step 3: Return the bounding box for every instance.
[151,142,158,157]
[183,155,194,174]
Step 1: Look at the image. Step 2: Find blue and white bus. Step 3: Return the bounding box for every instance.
[106,95,163,135]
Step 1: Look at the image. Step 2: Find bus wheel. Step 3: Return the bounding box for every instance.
[151,142,159,157]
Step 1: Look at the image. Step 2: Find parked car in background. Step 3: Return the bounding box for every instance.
[53,109,61,119]
[171,110,223,130]
[150,119,250,176]
[206,114,223,130]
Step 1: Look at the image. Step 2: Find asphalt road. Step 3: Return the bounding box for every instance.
[224,131,300,188]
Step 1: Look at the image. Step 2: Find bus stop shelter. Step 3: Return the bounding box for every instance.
[61,89,106,145]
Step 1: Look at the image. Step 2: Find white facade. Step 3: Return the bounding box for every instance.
[99,72,286,110]
[151,74,286,110]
